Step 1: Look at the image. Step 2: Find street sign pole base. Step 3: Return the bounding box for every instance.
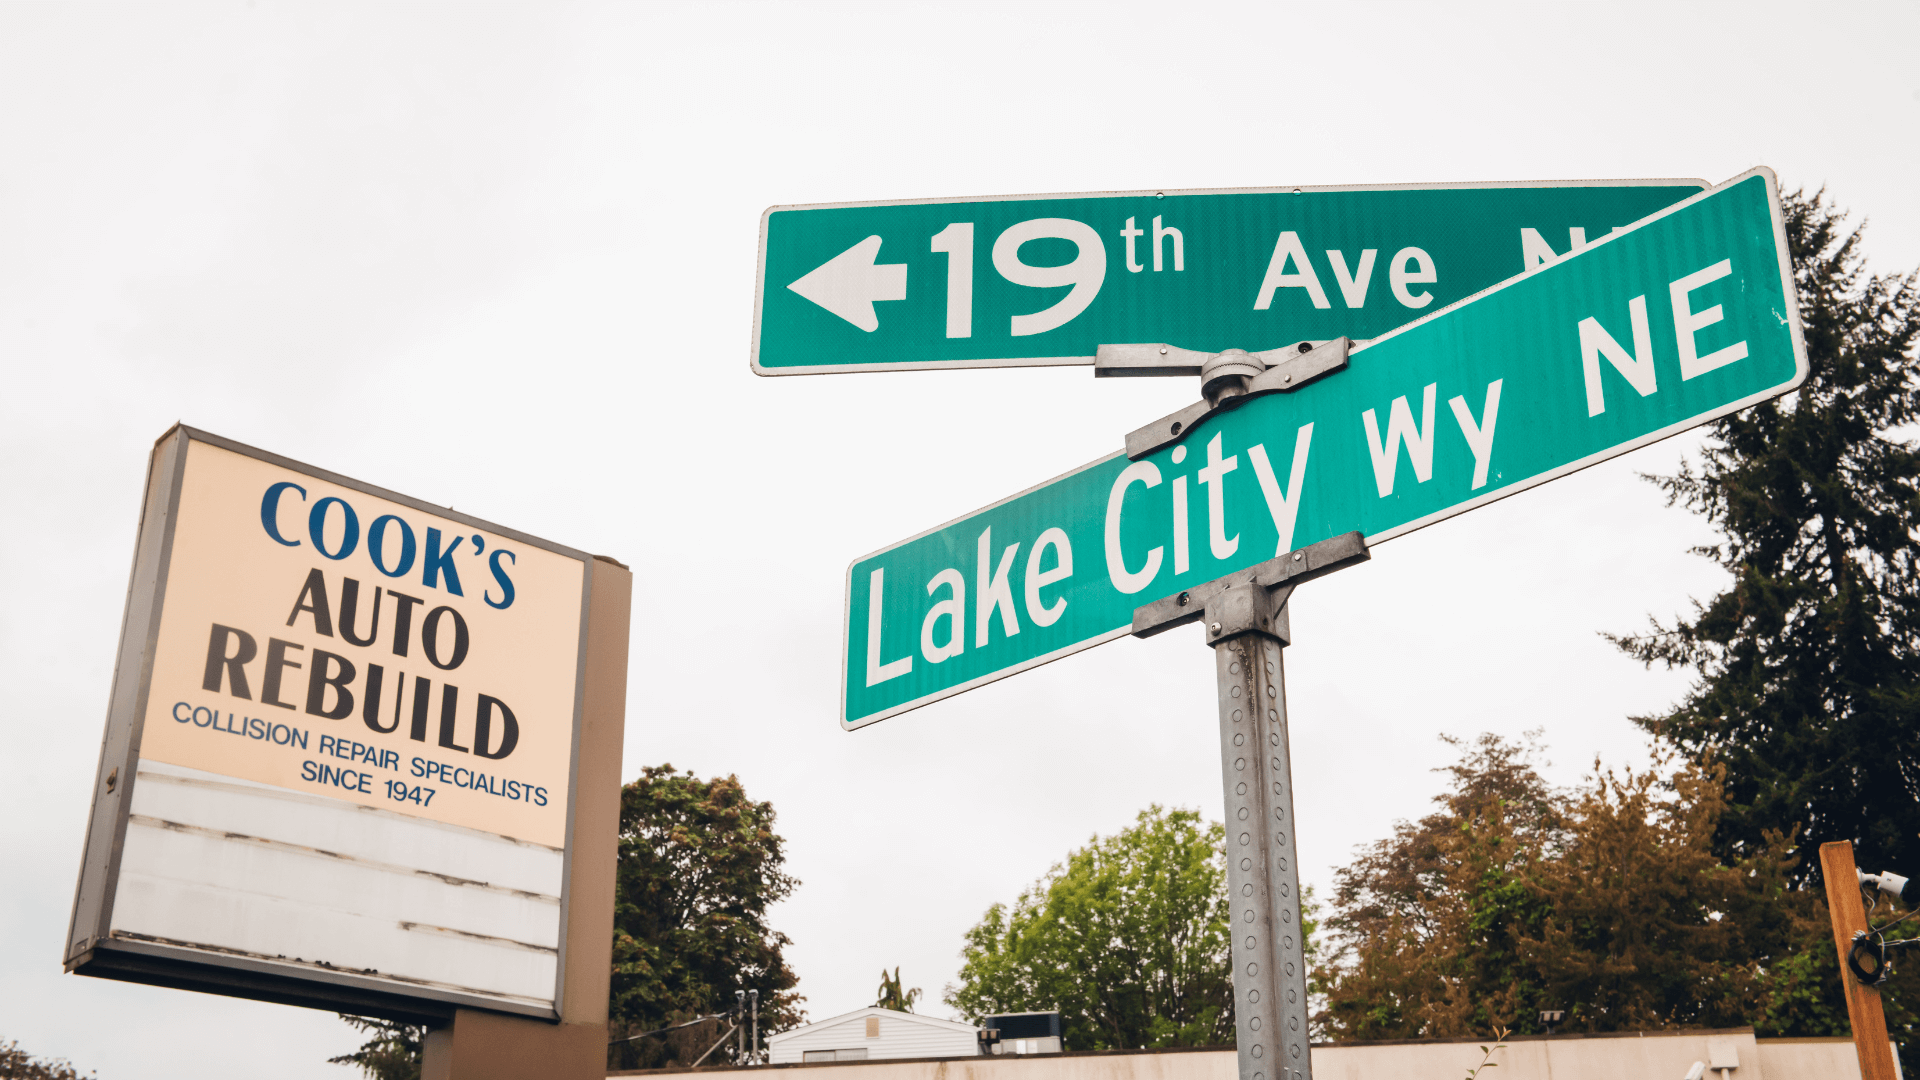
[1132,532,1370,1080]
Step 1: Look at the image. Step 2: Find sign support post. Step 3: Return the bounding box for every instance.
[1819,840,1901,1080]
[1132,532,1371,1080]
[423,553,632,1080]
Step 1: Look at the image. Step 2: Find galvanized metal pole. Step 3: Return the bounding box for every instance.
[1209,588,1310,1080]
[1131,531,1370,1080]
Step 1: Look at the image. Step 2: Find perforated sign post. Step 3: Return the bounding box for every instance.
[839,168,1806,1080]
[753,178,1705,374]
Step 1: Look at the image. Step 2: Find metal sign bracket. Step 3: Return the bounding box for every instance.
[1103,338,1353,460]
[1132,531,1368,640]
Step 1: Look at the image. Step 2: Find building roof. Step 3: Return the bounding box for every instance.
[764,1007,980,1044]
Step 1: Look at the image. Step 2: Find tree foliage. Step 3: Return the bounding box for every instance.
[607,764,803,1071]
[1612,189,1920,885]
[1319,733,1919,1048]
[874,967,922,1013]
[0,1040,93,1080]
[945,805,1298,1050]
[1321,733,1564,1038]
[328,1016,424,1080]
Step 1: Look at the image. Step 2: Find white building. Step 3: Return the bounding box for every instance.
[629,1027,1887,1080]
[767,1007,981,1064]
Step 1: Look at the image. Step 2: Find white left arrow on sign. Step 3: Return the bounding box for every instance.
[787,235,908,332]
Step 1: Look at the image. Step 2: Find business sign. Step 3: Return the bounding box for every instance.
[753,178,1706,374]
[841,168,1806,728]
[67,427,598,1020]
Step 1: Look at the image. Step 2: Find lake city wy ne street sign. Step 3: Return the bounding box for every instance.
[754,179,1707,375]
[841,167,1807,729]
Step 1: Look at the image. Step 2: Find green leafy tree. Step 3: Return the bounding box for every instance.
[1611,189,1920,884]
[945,805,1288,1050]
[875,967,922,1013]
[328,1016,423,1080]
[0,1039,93,1080]
[607,764,803,1071]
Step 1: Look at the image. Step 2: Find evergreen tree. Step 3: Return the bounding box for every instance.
[328,1016,424,1080]
[1612,190,1920,884]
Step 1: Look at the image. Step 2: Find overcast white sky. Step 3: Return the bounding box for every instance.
[3,3,1918,1076]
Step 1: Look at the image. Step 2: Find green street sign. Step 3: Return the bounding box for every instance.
[841,168,1806,729]
[754,179,1706,375]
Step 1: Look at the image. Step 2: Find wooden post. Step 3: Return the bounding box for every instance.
[1819,840,1901,1080]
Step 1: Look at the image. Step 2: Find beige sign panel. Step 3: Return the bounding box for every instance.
[144,439,583,847]
[67,427,605,1021]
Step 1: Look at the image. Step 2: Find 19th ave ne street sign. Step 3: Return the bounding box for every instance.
[841,168,1807,729]
[753,179,1705,374]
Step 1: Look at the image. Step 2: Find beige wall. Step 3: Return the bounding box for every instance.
[619,1030,1877,1080]
[1317,1029,1760,1080]
[1758,1038,1898,1080]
